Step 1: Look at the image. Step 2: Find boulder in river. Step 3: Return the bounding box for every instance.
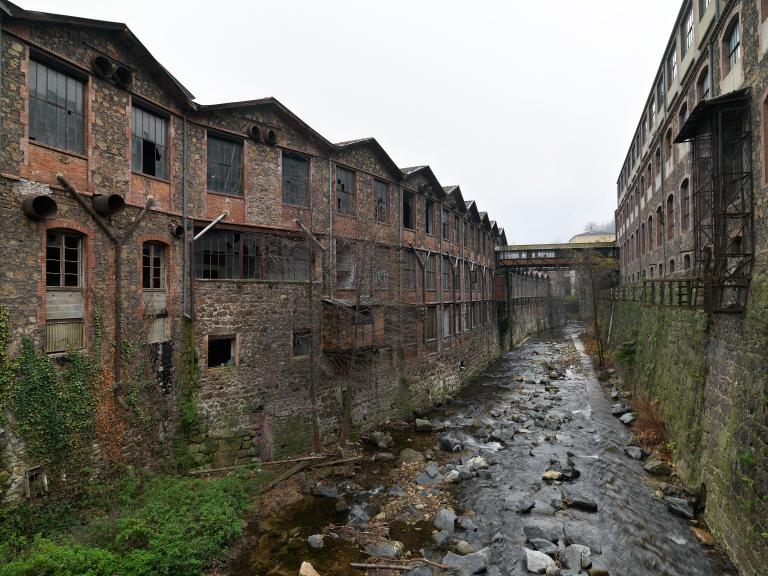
[307,534,323,549]
[542,469,562,481]
[644,459,672,475]
[510,494,536,513]
[610,402,630,416]
[619,412,636,425]
[564,544,592,570]
[525,548,556,573]
[438,433,463,452]
[399,448,425,464]
[434,507,456,532]
[563,490,598,512]
[529,537,559,556]
[415,418,434,432]
[623,446,645,460]
[523,524,564,543]
[664,496,694,519]
[442,548,490,576]
[444,469,460,483]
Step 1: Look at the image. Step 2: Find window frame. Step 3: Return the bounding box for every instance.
[28,58,86,155]
[681,5,694,58]
[46,230,83,289]
[425,198,434,235]
[335,165,356,216]
[374,179,390,223]
[207,334,237,369]
[131,104,169,180]
[206,133,244,196]
[282,152,311,208]
[142,241,167,291]
[292,329,311,359]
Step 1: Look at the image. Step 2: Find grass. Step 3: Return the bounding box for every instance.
[0,467,270,576]
[629,391,671,460]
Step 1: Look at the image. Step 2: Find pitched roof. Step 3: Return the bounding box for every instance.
[2,0,195,102]
[446,186,466,213]
[334,137,401,178]
[400,165,445,199]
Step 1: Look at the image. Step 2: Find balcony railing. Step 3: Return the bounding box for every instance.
[605,278,709,308]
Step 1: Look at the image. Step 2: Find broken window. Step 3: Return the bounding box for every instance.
[667,45,677,84]
[374,179,389,223]
[336,241,356,289]
[208,336,235,368]
[195,228,242,279]
[142,242,167,289]
[425,306,437,342]
[441,256,451,291]
[336,166,356,215]
[403,190,415,230]
[292,329,310,358]
[681,179,690,230]
[425,199,434,234]
[282,153,310,207]
[681,5,694,58]
[207,135,243,195]
[442,209,450,240]
[29,60,85,154]
[425,254,436,290]
[404,249,416,290]
[132,106,168,179]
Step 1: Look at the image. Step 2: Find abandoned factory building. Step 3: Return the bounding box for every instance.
[0,1,563,496]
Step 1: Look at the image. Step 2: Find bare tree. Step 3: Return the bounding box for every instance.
[574,250,618,368]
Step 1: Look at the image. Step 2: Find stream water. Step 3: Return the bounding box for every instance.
[230,325,737,575]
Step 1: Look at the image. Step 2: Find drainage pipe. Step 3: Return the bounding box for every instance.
[192,210,229,241]
[182,112,189,317]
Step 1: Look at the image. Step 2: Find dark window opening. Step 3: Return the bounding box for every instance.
[425,306,437,342]
[353,306,373,325]
[293,330,310,357]
[425,199,434,234]
[442,209,450,240]
[403,190,414,229]
[336,241,356,289]
[29,60,85,154]
[283,153,310,207]
[208,336,235,368]
[374,179,389,223]
[46,231,82,288]
[336,166,356,215]
[404,249,416,290]
[207,135,243,195]
[132,106,168,179]
[425,254,436,290]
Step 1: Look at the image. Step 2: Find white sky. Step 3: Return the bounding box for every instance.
[22,0,681,244]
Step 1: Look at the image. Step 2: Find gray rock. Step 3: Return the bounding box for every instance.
[399,448,425,464]
[438,433,463,452]
[434,508,457,532]
[525,548,556,573]
[665,496,694,519]
[418,462,444,485]
[623,446,645,460]
[366,539,403,558]
[415,418,434,432]
[644,459,672,476]
[524,524,564,543]
[457,516,478,532]
[530,538,559,556]
[374,452,396,463]
[444,469,460,483]
[405,566,435,576]
[564,544,592,570]
[313,484,340,499]
[387,485,406,497]
[619,412,636,425]
[513,494,536,513]
[442,548,490,576]
[347,504,369,525]
[425,461,440,478]
[432,529,452,547]
[454,540,475,555]
[307,534,324,549]
[610,387,620,399]
[546,566,562,576]
[468,456,488,470]
[610,402,630,416]
[563,491,598,512]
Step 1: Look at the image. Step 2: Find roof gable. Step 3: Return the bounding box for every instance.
[335,137,401,180]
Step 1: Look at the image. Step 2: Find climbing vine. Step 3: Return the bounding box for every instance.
[0,306,102,471]
[178,318,200,434]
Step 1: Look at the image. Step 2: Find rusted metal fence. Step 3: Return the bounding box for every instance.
[604,278,712,309]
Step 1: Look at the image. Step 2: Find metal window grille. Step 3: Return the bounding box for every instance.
[132,106,168,179]
[207,135,243,195]
[29,60,85,154]
[292,330,311,357]
[425,200,434,234]
[45,320,84,353]
[282,154,310,207]
[425,254,436,290]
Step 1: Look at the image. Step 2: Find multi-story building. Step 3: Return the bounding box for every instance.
[615,0,766,313]
[0,1,538,496]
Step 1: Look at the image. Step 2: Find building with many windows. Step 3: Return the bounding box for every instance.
[0,1,563,498]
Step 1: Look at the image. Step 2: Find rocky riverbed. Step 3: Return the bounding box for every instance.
[229,325,737,576]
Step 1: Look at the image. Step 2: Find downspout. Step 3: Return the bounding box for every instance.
[182,112,189,318]
[328,156,334,294]
[0,14,4,155]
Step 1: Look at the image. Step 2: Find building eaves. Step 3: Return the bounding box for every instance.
[675,88,750,143]
[334,137,401,179]
[3,0,195,102]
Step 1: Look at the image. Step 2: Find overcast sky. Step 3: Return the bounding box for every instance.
[24,0,681,244]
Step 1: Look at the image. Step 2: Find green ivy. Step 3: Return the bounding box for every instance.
[0,307,102,470]
[178,319,200,434]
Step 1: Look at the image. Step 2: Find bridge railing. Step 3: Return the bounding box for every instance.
[605,278,708,309]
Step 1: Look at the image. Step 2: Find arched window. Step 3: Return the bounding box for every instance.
[648,215,654,251]
[723,16,741,76]
[659,262,665,277]
[45,229,85,352]
[680,179,690,231]
[654,147,662,181]
[684,254,691,270]
[656,206,663,246]
[142,242,167,290]
[669,259,675,273]
[697,67,710,102]
[649,266,655,278]
[667,194,675,239]
[641,222,646,255]
[665,129,673,164]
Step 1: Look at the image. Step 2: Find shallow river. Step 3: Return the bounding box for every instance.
[231,325,737,575]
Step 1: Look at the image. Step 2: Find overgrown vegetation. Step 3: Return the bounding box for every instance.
[0,468,269,576]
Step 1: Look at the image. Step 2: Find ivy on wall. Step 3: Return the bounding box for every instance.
[0,306,102,471]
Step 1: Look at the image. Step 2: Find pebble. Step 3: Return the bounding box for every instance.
[307,534,323,549]
[542,470,563,481]
[299,561,321,576]
[525,548,556,573]
[644,459,672,475]
[623,446,645,460]
[619,412,636,425]
[442,548,490,576]
[434,508,457,532]
[564,544,592,570]
[454,540,475,555]
[530,537,559,556]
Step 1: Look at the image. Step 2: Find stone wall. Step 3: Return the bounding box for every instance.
[604,297,768,575]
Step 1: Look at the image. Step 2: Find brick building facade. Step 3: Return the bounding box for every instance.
[0,1,544,496]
